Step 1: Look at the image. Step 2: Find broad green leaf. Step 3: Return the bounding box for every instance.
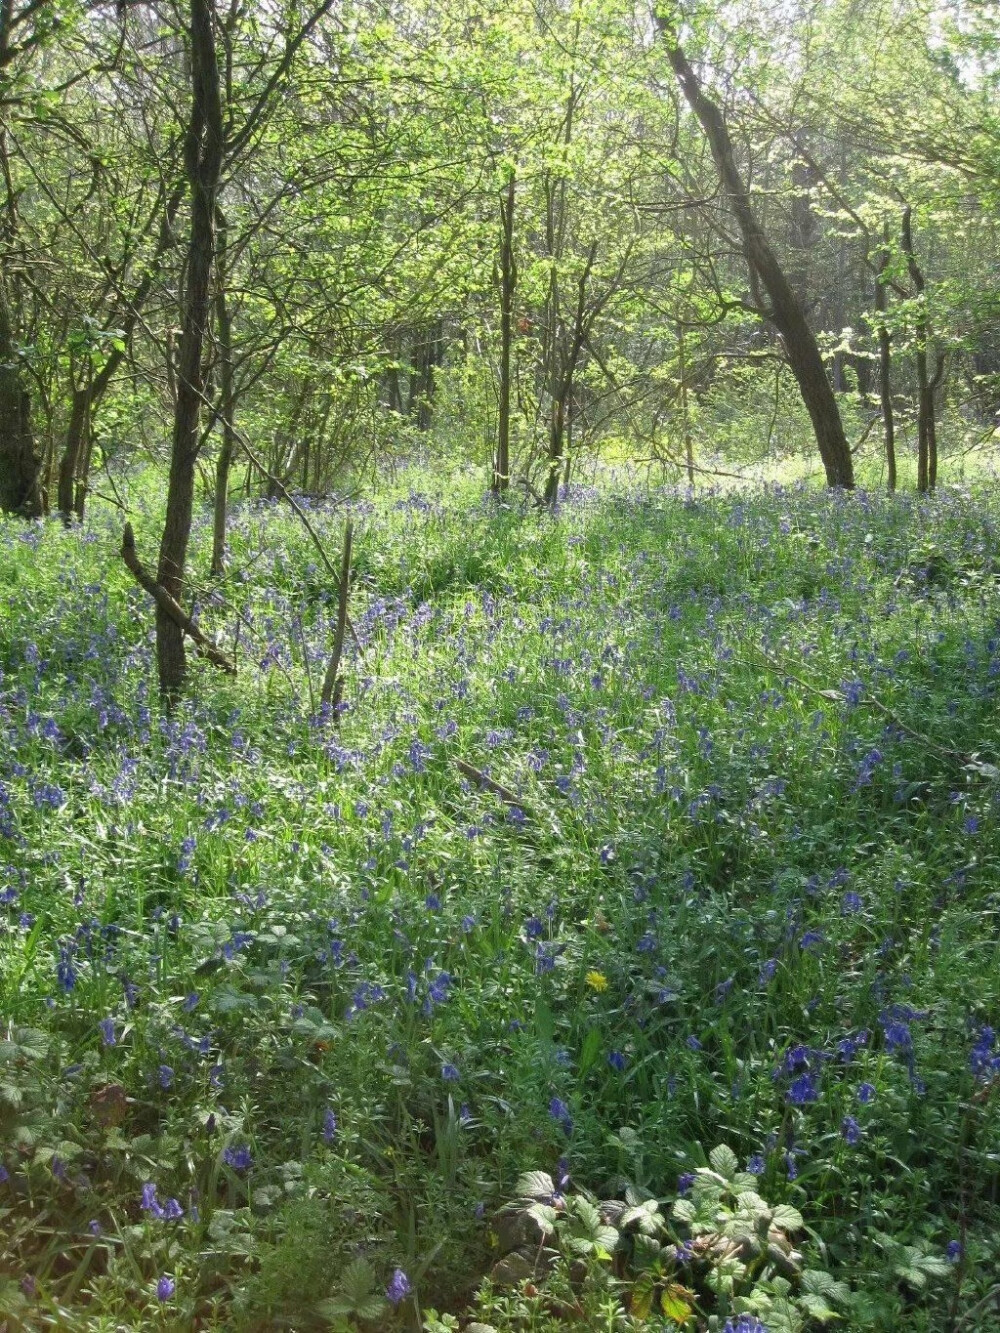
[709,1144,740,1179]
[772,1204,804,1232]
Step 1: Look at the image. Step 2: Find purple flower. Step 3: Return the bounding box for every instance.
[441,1062,460,1082]
[158,1065,174,1089]
[685,1035,702,1052]
[608,1050,626,1072]
[677,1171,696,1195]
[841,1115,862,1146]
[549,1097,573,1134]
[787,1072,819,1104]
[747,1154,765,1175]
[141,1182,169,1220]
[723,1317,769,1333]
[98,1017,116,1047]
[857,1082,876,1104]
[385,1268,411,1306]
[323,1108,338,1143]
[156,1275,175,1302]
[222,1145,252,1172]
[87,1219,101,1236]
[947,1240,963,1263]
[970,1027,1000,1080]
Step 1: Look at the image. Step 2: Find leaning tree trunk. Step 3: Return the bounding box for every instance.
[0,272,43,517]
[659,30,853,489]
[157,0,224,696]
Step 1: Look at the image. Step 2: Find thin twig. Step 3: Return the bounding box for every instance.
[749,643,967,763]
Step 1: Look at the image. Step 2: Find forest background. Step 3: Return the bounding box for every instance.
[2,2,1000,1331]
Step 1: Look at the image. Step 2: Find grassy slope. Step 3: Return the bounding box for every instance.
[1,473,999,1328]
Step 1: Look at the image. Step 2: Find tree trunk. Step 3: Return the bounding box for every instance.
[659,31,853,489]
[900,206,938,494]
[0,272,42,517]
[57,184,184,522]
[874,227,896,493]
[494,175,516,493]
[157,0,224,696]
[210,209,235,576]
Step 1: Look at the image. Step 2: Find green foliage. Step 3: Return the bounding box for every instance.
[2,475,1000,1328]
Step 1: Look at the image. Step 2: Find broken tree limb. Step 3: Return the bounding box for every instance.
[455,758,530,814]
[321,519,353,711]
[120,523,236,674]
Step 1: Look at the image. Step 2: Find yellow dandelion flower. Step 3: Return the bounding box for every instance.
[585,970,609,992]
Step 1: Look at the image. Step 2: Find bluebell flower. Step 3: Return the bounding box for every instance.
[841,1115,862,1145]
[723,1316,769,1333]
[970,1026,1000,1080]
[747,1154,765,1175]
[441,1062,460,1082]
[549,1097,573,1134]
[98,1017,116,1047]
[156,1275,175,1302]
[385,1268,411,1306]
[323,1108,337,1143]
[787,1072,820,1104]
[677,1172,696,1195]
[222,1145,252,1172]
[947,1240,963,1263]
[686,1035,702,1051]
[607,1050,626,1072]
[141,1182,165,1220]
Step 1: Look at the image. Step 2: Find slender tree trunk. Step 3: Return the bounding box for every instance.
[678,320,694,485]
[57,184,184,522]
[874,227,896,492]
[0,270,42,517]
[900,206,937,493]
[157,0,224,696]
[659,30,853,489]
[494,175,516,493]
[210,208,235,576]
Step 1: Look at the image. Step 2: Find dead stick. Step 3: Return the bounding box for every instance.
[120,524,236,674]
[230,428,362,653]
[455,758,529,811]
[751,643,967,763]
[321,520,353,710]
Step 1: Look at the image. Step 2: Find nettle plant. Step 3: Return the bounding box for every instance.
[467,1145,855,1331]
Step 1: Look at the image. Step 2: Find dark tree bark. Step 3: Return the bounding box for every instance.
[874,226,896,492]
[57,183,184,521]
[210,207,235,576]
[0,270,42,517]
[900,206,943,493]
[156,0,224,696]
[543,243,596,506]
[658,28,854,489]
[494,174,516,493]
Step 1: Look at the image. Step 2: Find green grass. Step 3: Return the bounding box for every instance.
[1,470,999,1329]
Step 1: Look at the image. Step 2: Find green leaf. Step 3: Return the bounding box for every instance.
[709,1144,740,1179]
[771,1204,804,1232]
[660,1282,695,1323]
[671,1198,697,1223]
[339,1256,377,1305]
[516,1170,554,1200]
